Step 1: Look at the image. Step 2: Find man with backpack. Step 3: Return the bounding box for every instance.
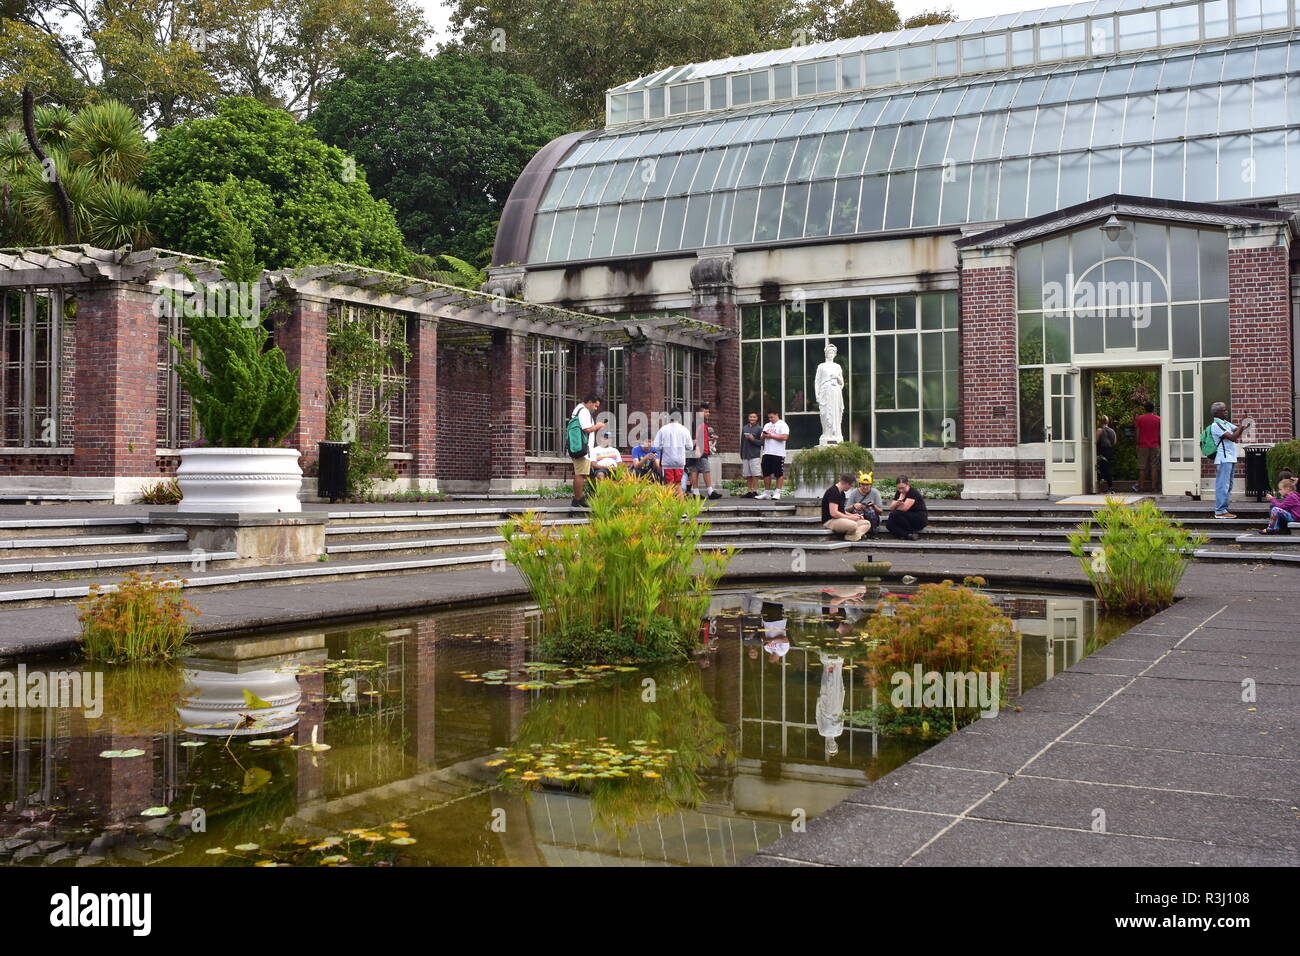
[567,393,603,508]
[1204,401,1251,519]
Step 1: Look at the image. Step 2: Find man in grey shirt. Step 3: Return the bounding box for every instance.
[845,472,883,536]
[741,412,763,497]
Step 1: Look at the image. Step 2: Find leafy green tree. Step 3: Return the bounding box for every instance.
[445,0,804,128]
[310,52,569,265]
[3,0,429,128]
[1,97,153,246]
[141,97,408,269]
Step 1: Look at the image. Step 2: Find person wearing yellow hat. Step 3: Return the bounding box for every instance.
[846,471,882,537]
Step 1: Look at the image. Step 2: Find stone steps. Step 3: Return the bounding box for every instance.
[0,531,189,558]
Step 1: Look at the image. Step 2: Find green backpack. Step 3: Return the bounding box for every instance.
[1199,422,1222,458]
[565,414,587,459]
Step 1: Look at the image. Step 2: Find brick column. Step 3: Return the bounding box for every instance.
[1227,226,1294,444]
[691,253,740,460]
[957,246,1023,498]
[72,281,157,492]
[625,340,667,444]
[407,316,438,489]
[490,329,527,490]
[576,343,608,402]
[274,293,330,473]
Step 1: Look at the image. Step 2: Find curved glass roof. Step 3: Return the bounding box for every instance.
[526,30,1300,265]
[605,0,1294,126]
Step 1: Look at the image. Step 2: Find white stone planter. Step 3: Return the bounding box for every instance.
[175,447,303,514]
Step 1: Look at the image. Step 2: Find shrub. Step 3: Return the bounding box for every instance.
[1067,500,1206,614]
[166,224,299,448]
[785,442,875,491]
[501,472,733,662]
[863,579,1016,736]
[77,572,197,662]
[874,477,961,500]
[135,479,183,505]
[1267,438,1300,486]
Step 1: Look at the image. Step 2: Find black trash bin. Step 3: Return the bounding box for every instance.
[318,441,351,502]
[1243,445,1270,502]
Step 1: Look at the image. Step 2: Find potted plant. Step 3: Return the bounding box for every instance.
[168,224,301,512]
[785,442,875,498]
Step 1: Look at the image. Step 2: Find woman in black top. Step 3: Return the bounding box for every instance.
[1095,415,1117,493]
[885,476,928,540]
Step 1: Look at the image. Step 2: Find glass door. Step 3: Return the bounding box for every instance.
[1162,361,1201,497]
[1045,366,1083,496]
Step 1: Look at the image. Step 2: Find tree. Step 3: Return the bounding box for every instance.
[803,1,956,42]
[445,0,804,129]
[141,97,409,270]
[310,52,570,266]
[1,96,153,246]
[2,0,429,129]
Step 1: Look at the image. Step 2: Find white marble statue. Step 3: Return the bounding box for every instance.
[814,343,845,445]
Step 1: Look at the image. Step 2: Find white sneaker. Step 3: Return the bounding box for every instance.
[773,489,782,500]
[756,491,771,499]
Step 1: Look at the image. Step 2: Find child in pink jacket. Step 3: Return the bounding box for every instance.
[1261,476,1300,534]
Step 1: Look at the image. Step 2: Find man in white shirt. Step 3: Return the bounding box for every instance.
[570,393,603,508]
[652,411,695,499]
[590,432,622,479]
[757,411,790,499]
[1209,401,1251,519]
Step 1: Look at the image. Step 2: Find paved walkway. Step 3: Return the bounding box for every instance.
[743,586,1300,867]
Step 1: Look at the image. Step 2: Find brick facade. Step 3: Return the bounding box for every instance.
[72,282,158,478]
[406,317,438,483]
[1227,242,1294,444]
[957,261,1019,485]
[436,346,493,483]
[275,293,330,474]
[489,330,527,483]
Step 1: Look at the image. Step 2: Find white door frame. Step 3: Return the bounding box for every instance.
[1044,365,1083,496]
[1161,361,1203,498]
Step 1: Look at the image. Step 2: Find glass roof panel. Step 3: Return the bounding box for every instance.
[528,29,1300,262]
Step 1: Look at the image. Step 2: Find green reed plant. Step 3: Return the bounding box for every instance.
[863,578,1016,736]
[501,471,734,662]
[76,572,197,662]
[1068,500,1205,614]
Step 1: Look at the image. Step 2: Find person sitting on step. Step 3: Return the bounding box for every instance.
[1261,476,1300,535]
[885,476,928,541]
[822,473,872,542]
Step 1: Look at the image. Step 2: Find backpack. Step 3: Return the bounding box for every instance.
[565,414,587,459]
[1199,422,1223,458]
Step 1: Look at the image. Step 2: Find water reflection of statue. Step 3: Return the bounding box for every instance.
[814,343,845,445]
[815,652,845,758]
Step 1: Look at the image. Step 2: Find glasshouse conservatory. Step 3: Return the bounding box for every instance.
[492,0,1300,498]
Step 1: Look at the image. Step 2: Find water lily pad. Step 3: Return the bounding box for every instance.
[179,741,206,749]
[99,749,146,758]
[205,848,228,855]
[234,843,260,852]
[140,806,170,817]
[390,837,417,846]
[321,855,348,864]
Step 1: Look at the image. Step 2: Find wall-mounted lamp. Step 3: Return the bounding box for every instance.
[1100,214,1126,242]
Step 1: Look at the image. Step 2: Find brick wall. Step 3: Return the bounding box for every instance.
[407,316,438,481]
[275,294,329,472]
[437,346,492,482]
[1227,245,1295,443]
[958,263,1019,482]
[71,282,158,478]
[490,331,527,481]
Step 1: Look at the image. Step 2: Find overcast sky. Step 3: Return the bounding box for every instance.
[414,0,1053,50]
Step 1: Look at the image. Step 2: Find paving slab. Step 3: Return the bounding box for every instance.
[743,803,956,867]
[1063,713,1296,760]
[905,818,1298,867]
[843,764,1008,815]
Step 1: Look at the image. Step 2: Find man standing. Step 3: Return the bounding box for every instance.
[569,393,602,508]
[740,412,763,497]
[757,410,789,500]
[690,403,722,499]
[822,473,871,541]
[1209,402,1250,519]
[1135,401,1161,493]
[652,411,694,499]
[1095,414,1117,494]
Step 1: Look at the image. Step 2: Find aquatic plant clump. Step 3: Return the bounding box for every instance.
[501,472,734,662]
[1067,500,1206,614]
[76,572,197,662]
[863,579,1016,737]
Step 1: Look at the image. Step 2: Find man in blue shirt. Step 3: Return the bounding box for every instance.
[1209,401,1250,518]
[630,441,664,482]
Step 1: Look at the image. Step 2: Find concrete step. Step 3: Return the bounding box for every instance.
[1235,531,1300,551]
[0,549,240,585]
[0,516,150,539]
[0,493,115,504]
[0,532,189,558]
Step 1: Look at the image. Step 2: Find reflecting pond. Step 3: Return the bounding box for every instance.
[0,585,1136,867]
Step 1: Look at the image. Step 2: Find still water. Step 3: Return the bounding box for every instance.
[0,585,1133,867]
